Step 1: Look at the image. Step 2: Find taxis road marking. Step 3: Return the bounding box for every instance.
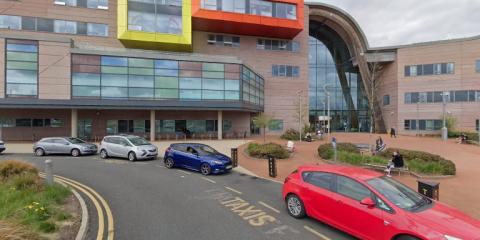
[304,225,331,240]
[224,186,242,194]
[177,170,192,175]
[258,201,280,214]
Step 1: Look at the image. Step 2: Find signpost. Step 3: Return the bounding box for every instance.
[268,155,277,178]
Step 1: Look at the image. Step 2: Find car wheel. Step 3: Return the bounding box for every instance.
[128,152,136,162]
[286,194,306,218]
[100,149,108,159]
[396,235,420,240]
[35,148,45,156]
[71,148,80,157]
[200,163,211,175]
[165,157,175,168]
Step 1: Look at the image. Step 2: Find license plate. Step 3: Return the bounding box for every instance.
[226,165,233,170]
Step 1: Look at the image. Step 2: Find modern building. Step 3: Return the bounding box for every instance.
[0,1,478,141]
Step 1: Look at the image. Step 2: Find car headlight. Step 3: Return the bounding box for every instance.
[81,146,88,150]
[213,160,223,165]
[444,235,463,240]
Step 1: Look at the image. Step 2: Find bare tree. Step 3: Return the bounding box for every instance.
[252,113,273,143]
[293,91,309,140]
[367,52,385,134]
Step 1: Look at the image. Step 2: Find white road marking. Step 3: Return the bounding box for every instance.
[177,170,192,175]
[155,165,166,168]
[304,225,331,240]
[225,186,242,194]
[201,177,216,184]
[258,201,280,214]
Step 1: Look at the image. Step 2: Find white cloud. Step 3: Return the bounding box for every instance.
[308,0,480,47]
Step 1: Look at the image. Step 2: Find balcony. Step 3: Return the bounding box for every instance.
[192,0,304,39]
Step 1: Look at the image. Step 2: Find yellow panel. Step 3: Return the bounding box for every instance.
[117,0,192,52]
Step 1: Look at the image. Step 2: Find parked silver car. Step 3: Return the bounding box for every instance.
[0,140,5,154]
[99,135,158,161]
[33,137,98,157]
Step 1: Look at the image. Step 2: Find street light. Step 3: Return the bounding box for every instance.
[323,85,331,136]
[297,90,303,142]
[441,91,450,141]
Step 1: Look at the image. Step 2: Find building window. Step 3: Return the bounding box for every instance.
[404,62,455,77]
[406,119,441,131]
[200,0,295,20]
[272,65,299,77]
[476,119,479,132]
[269,119,284,131]
[54,0,109,9]
[5,39,38,97]
[476,60,480,73]
[128,0,182,34]
[405,90,480,104]
[0,15,108,37]
[0,118,63,128]
[207,34,240,47]
[71,54,263,104]
[404,120,417,131]
[383,95,390,106]
[257,38,299,52]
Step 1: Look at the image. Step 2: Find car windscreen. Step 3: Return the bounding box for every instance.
[367,176,431,211]
[196,145,219,156]
[66,138,86,144]
[127,137,150,146]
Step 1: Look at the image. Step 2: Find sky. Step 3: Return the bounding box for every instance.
[308,0,480,47]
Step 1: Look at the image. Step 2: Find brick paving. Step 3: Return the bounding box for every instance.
[238,133,480,219]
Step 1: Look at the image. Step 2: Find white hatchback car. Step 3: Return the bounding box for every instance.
[99,135,158,161]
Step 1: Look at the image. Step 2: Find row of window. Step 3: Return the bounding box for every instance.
[404,90,480,104]
[127,0,182,34]
[5,39,38,97]
[477,60,480,73]
[207,34,240,47]
[404,119,443,131]
[0,15,108,37]
[257,39,299,52]
[272,65,300,77]
[0,118,65,128]
[71,54,264,105]
[53,0,108,9]
[105,119,232,135]
[404,63,454,77]
[201,0,296,20]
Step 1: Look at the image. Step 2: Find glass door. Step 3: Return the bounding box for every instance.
[78,119,93,141]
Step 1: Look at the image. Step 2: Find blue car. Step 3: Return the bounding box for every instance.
[164,143,233,175]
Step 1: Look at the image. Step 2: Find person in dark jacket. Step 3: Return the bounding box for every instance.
[385,151,404,177]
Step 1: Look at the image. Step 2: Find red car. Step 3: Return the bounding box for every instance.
[282,165,480,240]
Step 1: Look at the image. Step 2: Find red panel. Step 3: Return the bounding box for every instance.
[191,0,304,39]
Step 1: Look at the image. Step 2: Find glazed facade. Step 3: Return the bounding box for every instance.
[0,1,479,141]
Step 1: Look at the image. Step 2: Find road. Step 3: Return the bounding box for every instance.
[0,153,355,240]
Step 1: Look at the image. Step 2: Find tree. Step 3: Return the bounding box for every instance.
[252,113,273,143]
[293,91,309,141]
[367,52,385,134]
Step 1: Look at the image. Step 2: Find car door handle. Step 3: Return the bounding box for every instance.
[384,220,390,226]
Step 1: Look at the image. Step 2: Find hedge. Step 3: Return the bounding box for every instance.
[247,142,290,159]
[318,143,456,176]
[280,129,300,141]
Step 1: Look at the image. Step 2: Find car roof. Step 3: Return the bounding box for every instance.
[298,164,383,181]
[171,143,209,147]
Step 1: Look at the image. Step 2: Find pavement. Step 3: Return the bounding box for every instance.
[0,152,355,240]
[238,133,480,220]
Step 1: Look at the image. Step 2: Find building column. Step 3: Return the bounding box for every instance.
[150,110,156,142]
[217,110,223,140]
[71,109,78,138]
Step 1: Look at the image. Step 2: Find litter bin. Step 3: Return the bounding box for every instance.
[418,180,439,200]
[231,148,238,168]
[268,155,277,178]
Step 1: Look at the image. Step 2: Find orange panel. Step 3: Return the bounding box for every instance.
[191,0,304,39]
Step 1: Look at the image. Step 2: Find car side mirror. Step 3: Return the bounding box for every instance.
[360,198,376,208]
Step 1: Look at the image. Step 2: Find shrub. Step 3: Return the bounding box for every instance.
[10,173,40,190]
[0,220,40,240]
[317,143,360,159]
[247,142,289,159]
[280,129,300,141]
[0,161,38,181]
[448,131,479,143]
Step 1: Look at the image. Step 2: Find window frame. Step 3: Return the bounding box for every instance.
[302,171,335,192]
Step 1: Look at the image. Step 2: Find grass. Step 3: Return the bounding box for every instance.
[0,160,72,238]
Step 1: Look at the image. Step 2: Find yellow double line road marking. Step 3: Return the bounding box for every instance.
[39,173,114,240]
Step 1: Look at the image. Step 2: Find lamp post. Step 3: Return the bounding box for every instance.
[441,91,450,141]
[297,90,303,142]
[323,85,331,137]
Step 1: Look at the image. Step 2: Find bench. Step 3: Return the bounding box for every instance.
[363,163,409,176]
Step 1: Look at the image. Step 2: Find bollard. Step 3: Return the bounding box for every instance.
[45,160,54,185]
[268,155,277,178]
[331,137,337,162]
[231,148,238,168]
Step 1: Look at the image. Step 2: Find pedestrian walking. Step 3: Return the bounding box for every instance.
[390,127,397,138]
